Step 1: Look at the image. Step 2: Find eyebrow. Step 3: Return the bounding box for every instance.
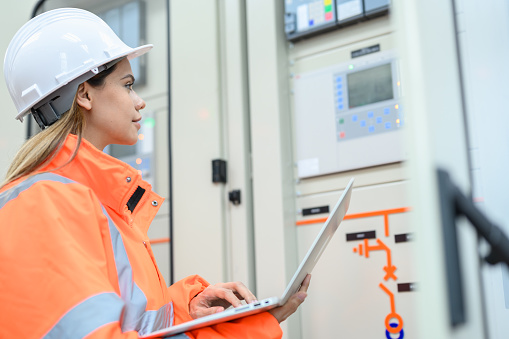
[121,74,136,83]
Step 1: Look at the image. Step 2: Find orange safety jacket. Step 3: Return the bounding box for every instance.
[0,134,282,339]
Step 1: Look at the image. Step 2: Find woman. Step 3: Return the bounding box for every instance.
[0,8,310,339]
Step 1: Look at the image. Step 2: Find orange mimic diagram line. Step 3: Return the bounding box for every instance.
[296,207,410,237]
[353,238,397,281]
[379,283,404,334]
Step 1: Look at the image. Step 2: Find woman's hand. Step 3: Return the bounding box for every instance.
[189,281,258,319]
[269,274,311,323]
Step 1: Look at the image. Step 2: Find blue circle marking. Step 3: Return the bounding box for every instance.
[385,322,404,339]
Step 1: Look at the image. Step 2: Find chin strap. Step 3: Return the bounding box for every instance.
[31,99,63,130]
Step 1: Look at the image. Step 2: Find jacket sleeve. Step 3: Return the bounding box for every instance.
[0,180,139,339]
[166,275,282,339]
[167,275,210,325]
[188,312,282,339]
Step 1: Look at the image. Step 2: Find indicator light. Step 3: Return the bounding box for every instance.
[144,117,156,128]
[138,134,145,141]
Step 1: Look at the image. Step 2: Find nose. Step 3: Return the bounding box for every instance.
[134,91,146,111]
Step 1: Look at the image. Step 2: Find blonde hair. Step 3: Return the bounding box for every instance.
[1,94,86,189]
[1,61,119,190]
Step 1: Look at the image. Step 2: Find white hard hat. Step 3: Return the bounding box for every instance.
[4,7,153,128]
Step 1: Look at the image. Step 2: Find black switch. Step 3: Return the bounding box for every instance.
[212,159,227,183]
[229,190,241,205]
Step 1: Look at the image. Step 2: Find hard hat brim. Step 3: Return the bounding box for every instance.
[126,44,153,61]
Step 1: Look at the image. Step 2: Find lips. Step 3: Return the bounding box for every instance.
[133,115,142,128]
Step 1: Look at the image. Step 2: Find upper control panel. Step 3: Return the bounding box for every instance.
[285,0,390,42]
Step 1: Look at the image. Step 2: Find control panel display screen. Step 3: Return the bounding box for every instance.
[347,63,393,108]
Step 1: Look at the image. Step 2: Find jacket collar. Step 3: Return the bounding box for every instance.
[40,134,153,218]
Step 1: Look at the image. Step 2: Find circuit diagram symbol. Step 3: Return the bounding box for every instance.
[296,206,412,337]
[347,207,411,336]
[353,238,397,281]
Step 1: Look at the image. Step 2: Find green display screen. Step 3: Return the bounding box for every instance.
[347,63,394,108]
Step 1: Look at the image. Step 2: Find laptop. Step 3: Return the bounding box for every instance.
[141,178,354,338]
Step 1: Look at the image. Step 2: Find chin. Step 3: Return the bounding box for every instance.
[125,134,139,146]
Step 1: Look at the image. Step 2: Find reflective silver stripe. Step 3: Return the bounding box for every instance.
[100,197,173,335]
[1,173,174,335]
[0,173,71,208]
[42,293,124,339]
[137,302,174,334]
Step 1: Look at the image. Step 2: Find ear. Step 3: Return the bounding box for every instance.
[76,82,92,111]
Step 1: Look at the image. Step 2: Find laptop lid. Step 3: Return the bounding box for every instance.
[279,177,354,305]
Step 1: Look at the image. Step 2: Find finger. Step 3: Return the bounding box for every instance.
[214,287,244,308]
[298,274,312,293]
[191,306,225,319]
[198,284,241,308]
[221,281,258,304]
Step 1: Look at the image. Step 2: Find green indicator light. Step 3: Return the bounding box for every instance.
[339,118,344,124]
[325,5,332,12]
[348,64,354,70]
[144,117,156,128]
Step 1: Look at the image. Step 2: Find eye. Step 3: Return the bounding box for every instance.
[125,82,134,91]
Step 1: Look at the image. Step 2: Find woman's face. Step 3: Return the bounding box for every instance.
[80,58,146,150]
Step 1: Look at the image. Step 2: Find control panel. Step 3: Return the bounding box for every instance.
[296,181,415,338]
[333,62,401,143]
[285,0,390,41]
[285,0,337,40]
[292,46,405,178]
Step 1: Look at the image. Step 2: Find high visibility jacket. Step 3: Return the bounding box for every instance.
[0,134,282,339]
